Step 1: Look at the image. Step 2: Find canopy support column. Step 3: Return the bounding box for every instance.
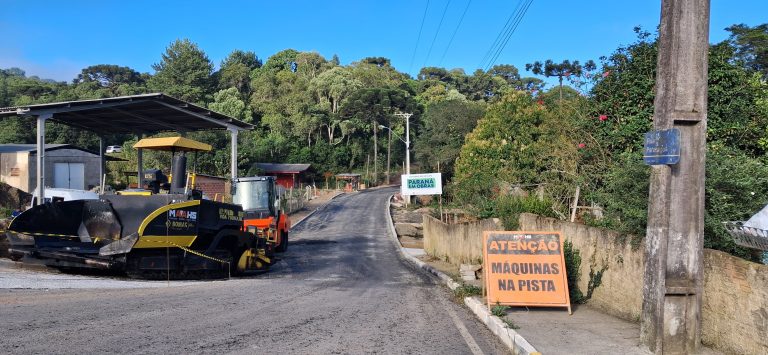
[35,113,51,205]
[99,135,106,190]
[137,133,144,189]
[229,128,239,182]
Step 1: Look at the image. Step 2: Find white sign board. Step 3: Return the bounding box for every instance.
[401,173,442,196]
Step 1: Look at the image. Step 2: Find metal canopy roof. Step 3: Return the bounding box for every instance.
[133,136,213,152]
[0,93,253,135]
[254,163,311,174]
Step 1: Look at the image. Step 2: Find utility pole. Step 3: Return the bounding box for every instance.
[373,122,378,186]
[393,112,412,176]
[386,117,391,185]
[641,0,709,354]
[394,112,412,204]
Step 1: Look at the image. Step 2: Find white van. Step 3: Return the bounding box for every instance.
[106,145,122,153]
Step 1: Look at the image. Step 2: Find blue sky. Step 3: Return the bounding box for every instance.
[1,0,766,83]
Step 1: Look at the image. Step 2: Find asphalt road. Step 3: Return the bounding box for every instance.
[0,188,506,354]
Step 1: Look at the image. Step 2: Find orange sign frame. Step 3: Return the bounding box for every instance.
[483,231,571,314]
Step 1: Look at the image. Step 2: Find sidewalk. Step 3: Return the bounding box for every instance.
[386,203,722,354]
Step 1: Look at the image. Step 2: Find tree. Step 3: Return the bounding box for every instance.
[582,28,768,261]
[415,99,485,180]
[340,88,419,182]
[209,88,251,122]
[417,67,451,82]
[295,52,330,80]
[360,57,391,67]
[452,91,578,212]
[149,39,214,104]
[726,23,768,78]
[309,67,362,143]
[526,59,596,103]
[261,49,299,72]
[218,50,261,97]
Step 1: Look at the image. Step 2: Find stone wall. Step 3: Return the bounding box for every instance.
[518,213,768,355]
[422,215,500,265]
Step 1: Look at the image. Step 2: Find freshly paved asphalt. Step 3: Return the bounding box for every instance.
[0,188,506,354]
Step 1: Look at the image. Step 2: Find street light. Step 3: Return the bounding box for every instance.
[380,111,413,204]
[378,124,408,172]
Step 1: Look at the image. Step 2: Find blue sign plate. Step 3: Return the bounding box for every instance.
[643,128,681,165]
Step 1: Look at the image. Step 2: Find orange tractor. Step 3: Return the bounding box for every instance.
[232,176,290,252]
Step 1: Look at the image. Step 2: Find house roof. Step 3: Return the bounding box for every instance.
[0,144,126,161]
[0,93,253,135]
[255,163,311,174]
[0,144,70,153]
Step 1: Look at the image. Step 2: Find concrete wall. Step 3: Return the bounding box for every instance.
[518,213,645,320]
[702,249,768,354]
[518,213,768,355]
[422,215,500,265]
[0,152,28,192]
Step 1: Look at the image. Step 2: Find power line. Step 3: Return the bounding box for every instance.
[438,0,472,66]
[422,0,452,68]
[409,0,431,74]
[478,0,524,70]
[484,0,533,71]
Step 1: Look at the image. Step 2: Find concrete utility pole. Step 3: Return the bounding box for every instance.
[394,112,412,205]
[641,0,710,354]
[393,112,412,176]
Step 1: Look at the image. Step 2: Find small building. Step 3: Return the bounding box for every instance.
[0,144,105,193]
[254,163,311,189]
[336,173,361,191]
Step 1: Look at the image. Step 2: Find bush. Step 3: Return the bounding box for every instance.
[494,195,558,229]
[563,240,585,304]
[589,144,768,262]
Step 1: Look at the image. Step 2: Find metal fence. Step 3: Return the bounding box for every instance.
[280,186,316,214]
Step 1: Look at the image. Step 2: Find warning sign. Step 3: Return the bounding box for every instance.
[483,231,571,314]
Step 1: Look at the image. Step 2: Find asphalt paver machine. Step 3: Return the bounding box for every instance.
[6,137,275,278]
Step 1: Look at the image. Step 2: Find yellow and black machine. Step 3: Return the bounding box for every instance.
[6,137,274,279]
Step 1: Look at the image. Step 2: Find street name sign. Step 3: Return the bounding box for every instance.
[643,128,681,165]
[401,173,442,196]
[483,231,571,314]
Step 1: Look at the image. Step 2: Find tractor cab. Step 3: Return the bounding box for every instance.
[233,176,279,218]
[233,176,290,252]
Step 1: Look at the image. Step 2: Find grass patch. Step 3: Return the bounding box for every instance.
[453,284,482,299]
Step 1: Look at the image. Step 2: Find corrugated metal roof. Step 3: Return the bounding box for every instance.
[133,136,212,152]
[0,93,253,135]
[0,144,73,153]
[255,163,311,173]
[0,144,127,161]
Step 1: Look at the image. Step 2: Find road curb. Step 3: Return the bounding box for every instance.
[384,194,540,355]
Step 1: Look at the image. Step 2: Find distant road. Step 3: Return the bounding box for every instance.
[0,187,505,354]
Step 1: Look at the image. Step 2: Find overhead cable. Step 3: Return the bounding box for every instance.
[438,0,473,66]
[478,0,524,70]
[422,0,452,68]
[485,0,533,70]
[409,0,431,74]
